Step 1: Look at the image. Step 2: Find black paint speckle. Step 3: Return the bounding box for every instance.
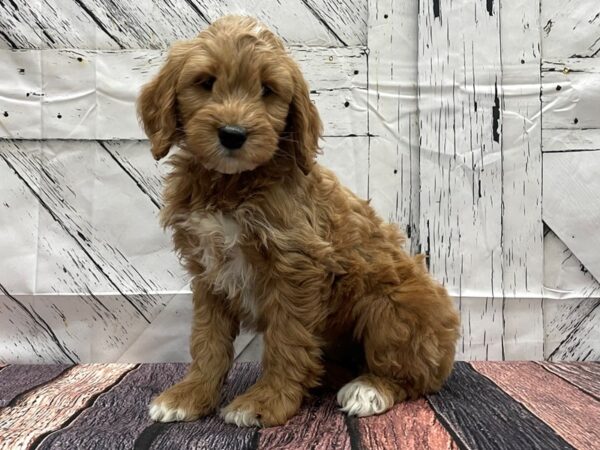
[486,0,494,16]
[26,92,30,97]
[57,113,62,119]
[384,14,389,19]
[77,57,83,62]
[574,118,579,124]
[433,0,440,19]
[344,101,350,108]
[492,81,500,143]
[353,70,359,75]
[556,85,562,91]
[77,230,89,242]
[18,68,25,74]
[474,101,478,112]
[3,111,8,117]
[520,59,525,64]
[393,169,398,174]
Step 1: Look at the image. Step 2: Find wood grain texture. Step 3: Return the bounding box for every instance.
[0,47,367,139]
[0,0,367,49]
[0,364,135,449]
[147,363,261,450]
[543,298,600,361]
[454,297,544,361]
[357,399,457,450]
[544,229,600,299]
[538,362,600,400]
[428,362,574,450]
[367,0,421,253]
[418,0,503,297]
[0,156,186,363]
[541,0,600,58]
[258,396,350,450]
[190,0,366,47]
[472,361,600,449]
[498,0,543,298]
[37,364,186,450]
[0,140,183,301]
[544,152,600,282]
[542,59,600,134]
[0,364,70,407]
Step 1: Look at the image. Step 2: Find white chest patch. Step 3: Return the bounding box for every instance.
[179,212,257,321]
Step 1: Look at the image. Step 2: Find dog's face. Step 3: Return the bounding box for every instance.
[138,16,322,175]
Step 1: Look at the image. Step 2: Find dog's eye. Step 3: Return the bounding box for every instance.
[197,76,216,91]
[261,84,273,97]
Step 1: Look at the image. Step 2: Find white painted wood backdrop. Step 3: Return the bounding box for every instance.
[0,0,598,363]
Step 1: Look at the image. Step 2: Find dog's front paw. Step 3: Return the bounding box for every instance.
[220,387,301,427]
[149,380,217,423]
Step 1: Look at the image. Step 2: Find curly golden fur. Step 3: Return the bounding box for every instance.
[138,15,460,427]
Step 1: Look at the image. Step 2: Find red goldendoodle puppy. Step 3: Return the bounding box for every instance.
[137,15,460,427]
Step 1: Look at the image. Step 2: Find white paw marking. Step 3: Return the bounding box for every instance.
[220,407,261,427]
[149,401,192,422]
[337,380,390,417]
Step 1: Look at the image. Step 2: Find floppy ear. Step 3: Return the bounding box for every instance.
[137,42,192,160]
[283,69,323,175]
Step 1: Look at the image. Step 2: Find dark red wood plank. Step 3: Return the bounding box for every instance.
[538,362,600,400]
[357,399,457,450]
[0,364,71,407]
[472,361,600,450]
[147,363,261,450]
[427,362,574,450]
[35,363,186,450]
[258,396,350,450]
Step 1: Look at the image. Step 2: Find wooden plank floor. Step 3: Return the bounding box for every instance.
[0,362,598,450]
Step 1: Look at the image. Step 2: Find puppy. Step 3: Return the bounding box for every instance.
[138,15,460,427]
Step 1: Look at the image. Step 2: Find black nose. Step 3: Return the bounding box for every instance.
[218,125,247,150]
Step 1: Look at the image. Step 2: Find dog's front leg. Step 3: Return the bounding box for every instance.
[149,283,238,422]
[221,287,324,427]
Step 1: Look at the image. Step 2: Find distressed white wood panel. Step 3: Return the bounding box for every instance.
[42,50,97,139]
[543,298,600,361]
[544,229,600,299]
[100,141,164,209]
[318,137,370,199]
[300,0,367,46]
[454,297,544,361]
[418,0,503,297]
[0,141,184,301]
[367,0,420,252]
[541,0,600,58]
[0,0,113,49]
[0,0,367,49]
[0,148,40,295]
[108,293,256,363]
[0,50,42,138]
[502,298,544,360]
[499,0,543,298]
[0,47,367,139]
[191,0,365,47]
[544,151,600,283]
[542,59,600,132]
[0,291,256,363]
[0,289,79,363]
[543,129,600,153]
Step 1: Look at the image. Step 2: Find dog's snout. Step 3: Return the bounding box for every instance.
[218,125,247,150]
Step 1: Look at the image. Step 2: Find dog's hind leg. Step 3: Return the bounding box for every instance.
[337,280,459,417]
